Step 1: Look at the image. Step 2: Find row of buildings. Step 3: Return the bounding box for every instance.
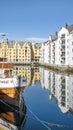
[39,24,73,67]
[0,23,73,67]
[0,40,40,64]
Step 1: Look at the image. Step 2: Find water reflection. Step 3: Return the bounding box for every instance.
[13,65,73,114]
[13,65,40,86]
[2,65,73,130]
[39,68,73,114]
[0,87,26,130]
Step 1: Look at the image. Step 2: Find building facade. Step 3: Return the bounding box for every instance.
[0,41,31,64]
[39,24,73,67]
[32,43,41,63]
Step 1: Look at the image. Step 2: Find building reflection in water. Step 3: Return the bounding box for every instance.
[0,66,73,130]
[13,65,31,87]
[13,65,73,114]
[39,67,73,114]
[0,87,26,130]
[13,65,41,86]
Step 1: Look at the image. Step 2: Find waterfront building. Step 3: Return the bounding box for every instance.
[57,27,69,66]
[67,25,73,66]
[39,24,73,67]
[39,41,50,65]
[39,43,44,64]
[0,40,9,58]
[0,24,73,67]
[32,43,41,63]
[55,24,73,66]
[0,41,31,64]
[49,35,57,65]
[44,41,50,64]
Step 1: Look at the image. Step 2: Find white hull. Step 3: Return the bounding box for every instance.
[0,77,26,88]
[0,77,19,88]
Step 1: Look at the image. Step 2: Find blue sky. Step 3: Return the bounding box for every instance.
[0,0,73,43]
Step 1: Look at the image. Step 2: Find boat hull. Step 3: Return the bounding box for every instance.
[0,77,19,88]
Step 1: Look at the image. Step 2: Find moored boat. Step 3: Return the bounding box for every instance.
[0,57,26,88]
[0,97,26,130]
[0,82,26,130]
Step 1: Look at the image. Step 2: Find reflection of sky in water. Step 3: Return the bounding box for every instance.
[2,65,72,130]
[20,66,73,130]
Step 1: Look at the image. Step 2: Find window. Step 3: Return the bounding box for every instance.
[61,34,65,38]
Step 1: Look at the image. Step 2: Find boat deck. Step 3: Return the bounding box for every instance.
[0,63,13,68]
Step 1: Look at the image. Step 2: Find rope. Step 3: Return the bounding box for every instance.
[26,105,73,129]
[27,105,52,130]
[42,120,73,128]
[0,99,24,115]
[12,77,73,129]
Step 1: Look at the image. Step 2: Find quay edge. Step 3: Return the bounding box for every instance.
[38,63,73,74]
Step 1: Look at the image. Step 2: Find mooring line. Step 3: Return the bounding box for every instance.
[27,105,52,130]
[26,105,73,129]
[0,99,23,114]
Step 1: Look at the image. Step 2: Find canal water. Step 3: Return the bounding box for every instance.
[0,65,73,130]
[22,66,73,130]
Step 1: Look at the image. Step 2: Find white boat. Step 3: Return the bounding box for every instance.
[0,57,26,88]
[0,77,19,88]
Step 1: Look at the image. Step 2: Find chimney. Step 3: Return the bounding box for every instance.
[65,23,69,28]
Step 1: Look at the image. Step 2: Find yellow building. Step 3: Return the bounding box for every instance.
[32,43,41,63]
[0,41,31,64]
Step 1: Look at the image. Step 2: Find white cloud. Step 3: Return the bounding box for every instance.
[24,37,48,43]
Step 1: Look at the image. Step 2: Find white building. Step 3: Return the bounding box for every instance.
[68,26,73,66]
[40,24,73,67]
[39,43,45,64]
[44,41,50,64]
[57,27,69,65]
[49,35,57,65]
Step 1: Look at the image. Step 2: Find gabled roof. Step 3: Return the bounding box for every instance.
[6,40,32,47]
[34,43,41,48]
[50,35,58,42]
[66,24,73,33]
